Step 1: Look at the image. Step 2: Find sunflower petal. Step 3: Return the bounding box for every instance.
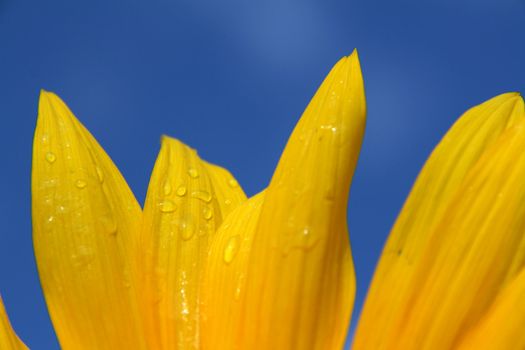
[201,191,265,349]
[202,51,365,349]
[390,121,525,348]
[353,93,525,349]
[0,296,27,350]
[139,136,246,349]
[456,266,525,349]
[32,91,146,349]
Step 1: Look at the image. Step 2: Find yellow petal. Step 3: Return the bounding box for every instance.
[353,93,525,349]
[456,267,525,349]
[0,296,27,350]
[201,191,265,349]
[202,51,366,349]
[32,91,146,349]
[138,136,246,349]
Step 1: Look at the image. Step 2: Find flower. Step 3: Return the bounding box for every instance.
[1,50,524,350]
[3,51,364,349]
[353,92,525,349]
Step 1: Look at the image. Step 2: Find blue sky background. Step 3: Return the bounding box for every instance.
[1,0,524,348]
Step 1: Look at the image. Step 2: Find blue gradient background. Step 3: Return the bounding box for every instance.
[1,0,524,348]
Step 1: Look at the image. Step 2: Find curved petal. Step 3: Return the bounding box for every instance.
[353,93,525,349]
[138,136,246,349]
[202,51,366,349]
[201,191,265,349]
[0,296,27,350]
[32,91,146,349]
[456,267,525,349]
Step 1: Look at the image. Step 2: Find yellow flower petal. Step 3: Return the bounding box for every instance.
[201,191,265,349]
[138,136,246,349]
[0,296,27,350]
[355,95,525,349]
[32,91,146,349]
[202,51,366,349]
[456,266,525,349]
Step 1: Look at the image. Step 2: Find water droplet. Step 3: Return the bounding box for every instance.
[179,220,195,241]
[176,185,187,197]
[163,181,172,196]
[282,226,320,255]
[228,178,239,188]
[75,179,87,189]
[191,190,212,203]
[224,199,232,206]
[223,235,240,264]
[159,200,176,213]
[100,215,118,236]
[95,166,104,183]
[41,133,49,144]
[57,205,67,213]
[44,215,55,231]
[203,207,213,220]
[297,227,318,250]
[188,168,199,178]
[45,152,56,163]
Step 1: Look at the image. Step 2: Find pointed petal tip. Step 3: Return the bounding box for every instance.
[159,135,186,150]
[349,48,360,60]
[489,91,522,102]
[38,89,59,106]
[37,90,71,125]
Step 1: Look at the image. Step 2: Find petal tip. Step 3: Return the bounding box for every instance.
[37,90,70,124]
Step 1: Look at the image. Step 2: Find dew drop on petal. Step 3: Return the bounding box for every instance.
[188,168,199,179]
[228,178,239,188]
[163,181,172,196]
[176,185,187,197]
[100,215,118,236]
[75,179,87,189]
[203,207,213,220]
[45,152,56,163]
[223,235,240,264]
[44,215,55,231]
[191,190,212,203]
[179,219,195,241]
[159,200,176,213]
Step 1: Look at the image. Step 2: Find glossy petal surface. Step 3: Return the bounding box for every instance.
[202,51,366,350]
[32,92,146,349]
[139,136,246,349]
[354,93,525,349]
